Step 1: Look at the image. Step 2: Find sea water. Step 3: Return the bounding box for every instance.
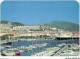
[1,39,79,56]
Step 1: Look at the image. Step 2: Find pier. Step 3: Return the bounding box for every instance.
[51,44,68,56]
[32,44,68,56]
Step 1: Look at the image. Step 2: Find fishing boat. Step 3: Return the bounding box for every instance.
[1,49,20,56]
[42,43,47,46]
[57,43,66,47]
[18,46,26,50]
[55,34,79,40]
[19,50,24,52]
[15,52,20,56]
[0,46,5,49]
[24,47,32,52]
[5,46,11,48]
[29,45,37,48]
[12,48,19,50]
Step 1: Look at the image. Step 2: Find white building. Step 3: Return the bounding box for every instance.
[0,22,12,32]
[11,25,50,31]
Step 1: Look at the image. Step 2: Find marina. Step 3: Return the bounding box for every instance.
[1,38,79,56]
[0,1,79,57]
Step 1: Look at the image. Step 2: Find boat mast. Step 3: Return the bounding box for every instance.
[40,34,41,52]
[31,29,33,55]
[43,34,45,51]
[42,35,43,52]
[34,29,37,54]
[39,34,40,53]
[49,29,51,49]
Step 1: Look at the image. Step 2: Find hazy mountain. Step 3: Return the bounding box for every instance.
[43,21,79,31]
[0,20,24,26]
[0,20,79,31]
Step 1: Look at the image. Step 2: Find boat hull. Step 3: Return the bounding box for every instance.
[55,37,79,40]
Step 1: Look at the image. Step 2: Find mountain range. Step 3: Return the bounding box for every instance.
[0,20,24,26]
[43,21,79,31]
[0,20,79,31]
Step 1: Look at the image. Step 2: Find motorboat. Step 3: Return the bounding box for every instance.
[1,49,20,56]
[5,46,11,48]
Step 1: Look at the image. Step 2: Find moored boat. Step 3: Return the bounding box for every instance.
[1,49,20,56]
[5,46,11,48]
[55,34,79,40]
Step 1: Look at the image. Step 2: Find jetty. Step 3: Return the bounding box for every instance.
[32,43,68,56]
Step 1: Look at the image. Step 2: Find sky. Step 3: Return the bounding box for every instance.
[1,1,79,25]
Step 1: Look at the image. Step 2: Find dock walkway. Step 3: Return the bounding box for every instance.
[32,44,68,56]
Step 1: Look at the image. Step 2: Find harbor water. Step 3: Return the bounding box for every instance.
[1,39,79,56]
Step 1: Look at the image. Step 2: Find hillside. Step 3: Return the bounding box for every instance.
[43,21,79,31]
[0,20,79,31]
[0,20,24,26]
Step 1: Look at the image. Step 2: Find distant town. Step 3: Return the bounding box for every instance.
[0,21,79,39]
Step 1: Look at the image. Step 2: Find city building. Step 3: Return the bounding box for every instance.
[0,22,12,32]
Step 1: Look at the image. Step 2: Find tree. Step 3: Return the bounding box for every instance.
[1,34,13,40]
